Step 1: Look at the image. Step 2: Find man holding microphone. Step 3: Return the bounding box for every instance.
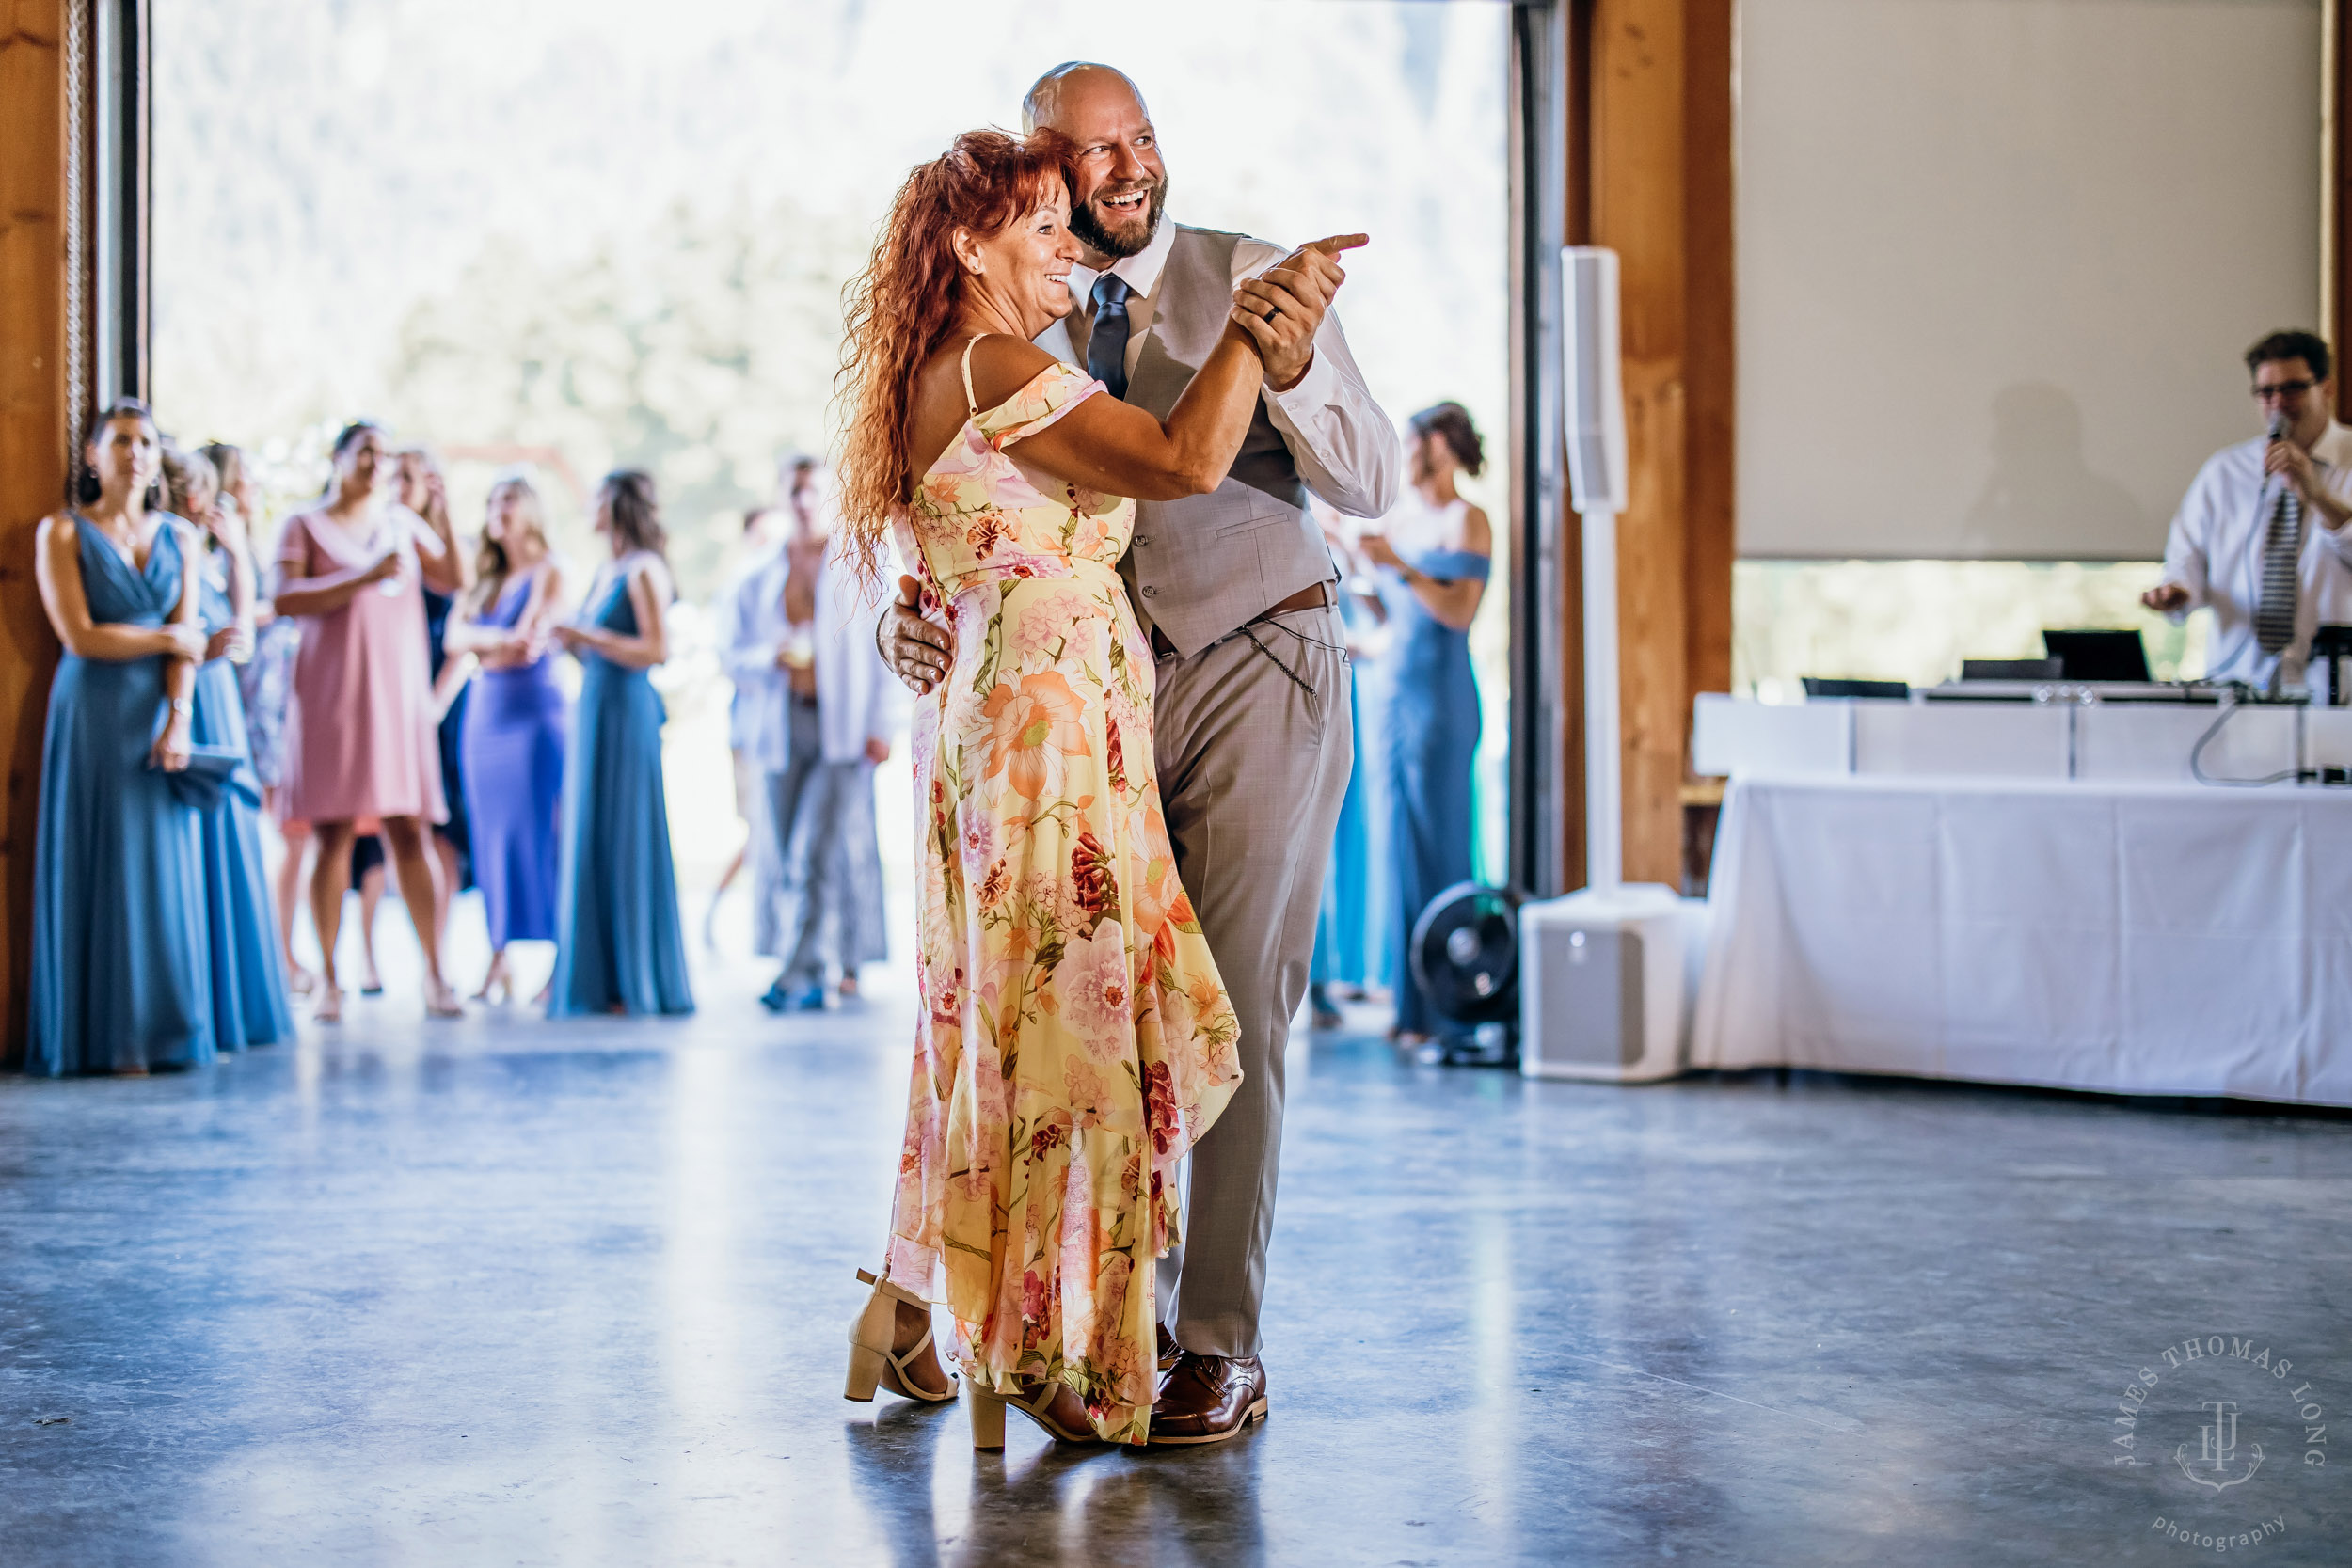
[2145,330,2352,689]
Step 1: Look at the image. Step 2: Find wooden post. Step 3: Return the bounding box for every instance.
[2332,0,2351,419]
[1565,0,1733,888]
[0,1,70,1065]
[1682,0,1735,711]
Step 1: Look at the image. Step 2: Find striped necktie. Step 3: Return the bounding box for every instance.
[2254,484,2304,655]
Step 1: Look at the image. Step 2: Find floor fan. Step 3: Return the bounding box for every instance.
[1407,881,1525,1065]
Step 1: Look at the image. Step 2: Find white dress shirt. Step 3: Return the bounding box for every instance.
[2161,420,2352,687]
[808,536,905,763]
[721,532,902,772]
[1058,217,1400,520]
[714,549,778,754]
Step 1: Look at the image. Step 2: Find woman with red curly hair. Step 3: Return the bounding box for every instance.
[834,127,1360,1449]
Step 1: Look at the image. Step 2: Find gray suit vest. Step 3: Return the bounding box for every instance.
[1103,226,1340,657]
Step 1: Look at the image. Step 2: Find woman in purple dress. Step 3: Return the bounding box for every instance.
[447,476,569,1004]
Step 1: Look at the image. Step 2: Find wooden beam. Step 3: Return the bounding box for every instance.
[1682,0,1735,707]
[2332,0,2350,418]
[1573,0,1734,887]
[0,0,70,1063]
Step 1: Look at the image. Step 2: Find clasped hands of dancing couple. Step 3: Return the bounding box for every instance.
[836,61,1394,1452]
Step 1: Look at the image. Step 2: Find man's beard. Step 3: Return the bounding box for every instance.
[1072,177,1168,261]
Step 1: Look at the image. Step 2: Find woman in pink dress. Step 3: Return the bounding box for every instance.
[273,421,471,1020]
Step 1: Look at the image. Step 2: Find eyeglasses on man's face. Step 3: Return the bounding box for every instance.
[2254,379,2316,403]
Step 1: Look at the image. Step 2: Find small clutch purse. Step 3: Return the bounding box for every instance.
[161,745,258,812]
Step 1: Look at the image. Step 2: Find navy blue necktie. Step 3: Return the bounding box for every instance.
[1088,274,1132,401]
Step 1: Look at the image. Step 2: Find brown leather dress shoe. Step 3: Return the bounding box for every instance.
[1147,1352,1269,1445]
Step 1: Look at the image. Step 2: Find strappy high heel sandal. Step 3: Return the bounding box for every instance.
[844,1268,957,1405]
[966,1377,1103,1449]
[471,960,513,1006]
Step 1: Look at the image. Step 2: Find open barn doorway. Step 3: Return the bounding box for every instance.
[147,0,1520,1013]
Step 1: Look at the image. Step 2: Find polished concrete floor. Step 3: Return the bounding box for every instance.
[5,944,2349,1566]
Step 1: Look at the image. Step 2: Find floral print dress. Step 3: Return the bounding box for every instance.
[883,348,1242,1444]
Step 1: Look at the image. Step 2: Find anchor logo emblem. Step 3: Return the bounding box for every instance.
[2175,1400,2264,1492]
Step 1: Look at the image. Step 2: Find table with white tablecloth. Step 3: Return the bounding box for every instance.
[1690,773,2352,1106]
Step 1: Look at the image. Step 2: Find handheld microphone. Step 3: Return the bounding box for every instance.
[2259,412,2291,508]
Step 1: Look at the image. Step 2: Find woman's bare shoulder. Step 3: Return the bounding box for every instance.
[910,334,1057,477]
[914,333,1056,413]
[1454,503,1492,555]
[625,551,675,600]
[962,333,1059,411]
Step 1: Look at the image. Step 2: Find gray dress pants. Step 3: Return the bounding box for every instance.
[752,699,818,962]
[1150,602,1354,1359]
[759,696,888,988]
[758,697,846,989]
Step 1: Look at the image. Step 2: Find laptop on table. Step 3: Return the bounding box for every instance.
[2042,629,2151,684]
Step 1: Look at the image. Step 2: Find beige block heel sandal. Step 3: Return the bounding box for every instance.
[843,1268,957,1404]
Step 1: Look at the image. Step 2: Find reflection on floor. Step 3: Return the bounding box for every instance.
[3,957,2347,1566]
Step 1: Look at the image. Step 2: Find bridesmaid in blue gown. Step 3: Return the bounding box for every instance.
[26,402,215,1076]
[547,470,694,1017]
[1359,404,1493,1044]
[1308,522,1377,1031]
[165,447,294,1051]
[449,476,570,1005]
[397,447,475,951]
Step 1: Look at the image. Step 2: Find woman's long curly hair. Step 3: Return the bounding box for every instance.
[834,128,1074,578]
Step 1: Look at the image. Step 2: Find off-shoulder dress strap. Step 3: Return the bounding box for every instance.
[960,336,984,420]
[1414,547,1493,583]
[973,362,1104,451]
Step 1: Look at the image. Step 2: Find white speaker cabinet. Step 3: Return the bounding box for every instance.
[1519,883,1687,1083]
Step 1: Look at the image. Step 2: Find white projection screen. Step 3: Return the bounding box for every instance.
[1738,0,2325,560]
